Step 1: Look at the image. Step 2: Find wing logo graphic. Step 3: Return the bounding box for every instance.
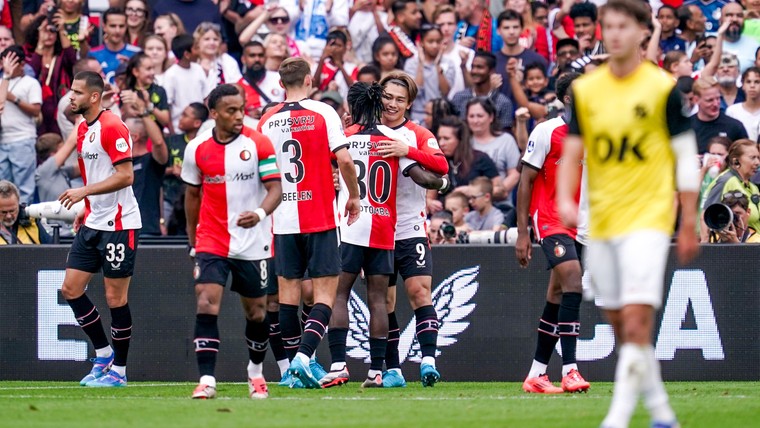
[346,266,480,363]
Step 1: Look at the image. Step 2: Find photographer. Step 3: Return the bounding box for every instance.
[703,139,760,236]
[428,210,456,245]
[709,192,760,243]
[0,180,51,245]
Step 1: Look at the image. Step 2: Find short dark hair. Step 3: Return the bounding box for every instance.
[243,40,265,51]
[555,71,581,102]
[188,102,209,123]
[0,45,25,63]
[74,71,105,94]
[357,64,381,81]
[279,57,312,88]
[207,84,241,110]
[497,9,523,28]
[676,75,695,94]
[531,1,549,17]
[658,5,678,17]
[473,51,497,70]
[103,7,126,25]
[171,34,195,60]
[742,66,760,83]
[570,2,598,22]
[525,63,547,77]
[677,5,692,32]
[556,38,580,52]
[391,0,416,16]
[603,0,650,26]
[326,30,347,45]
[431,210,453,222]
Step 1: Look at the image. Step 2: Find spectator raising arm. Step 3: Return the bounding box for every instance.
[701,20,730,80]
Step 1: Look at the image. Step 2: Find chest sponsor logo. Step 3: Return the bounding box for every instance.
[204,172,257,183]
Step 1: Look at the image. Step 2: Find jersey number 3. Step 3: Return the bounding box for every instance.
[282,139,305,183]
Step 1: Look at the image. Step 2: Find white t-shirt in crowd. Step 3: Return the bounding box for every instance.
[202,54,243,97]
[348,10,388,64]
[442,45,474,100]
[163,63,209,131]
[726,103,760,143]
[1,75,42,143]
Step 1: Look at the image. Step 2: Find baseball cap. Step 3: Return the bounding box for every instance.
[321,90,343,106]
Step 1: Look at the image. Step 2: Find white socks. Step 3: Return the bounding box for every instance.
[562,363,578,378]
[421,356,436,368]
[330,362,347,372]
[527,360,548,379]
[200,375,216,388]
[111,365,126,377]
[602,343,675,428]
[95,346,113,358]
[277,359,290,376]
[247,361,263,379]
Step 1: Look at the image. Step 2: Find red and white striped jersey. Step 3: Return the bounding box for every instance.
[181,126,280,260]
[77,110,141,231]
[522,117,588,243]
[257,99,348,235]
[391,120,449,241]
[238,71,285,112]
[339,124,416,249]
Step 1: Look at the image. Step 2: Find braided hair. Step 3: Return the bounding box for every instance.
[347,81,385,130]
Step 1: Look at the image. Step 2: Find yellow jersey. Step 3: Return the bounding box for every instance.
[569,62,691,240]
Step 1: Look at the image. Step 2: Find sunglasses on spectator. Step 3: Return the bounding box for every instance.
[269,16,290,25]
[723,191,760,205]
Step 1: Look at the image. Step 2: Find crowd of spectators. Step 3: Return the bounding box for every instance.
[0,0,758,245]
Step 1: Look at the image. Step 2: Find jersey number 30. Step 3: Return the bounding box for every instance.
[354,159,392,204]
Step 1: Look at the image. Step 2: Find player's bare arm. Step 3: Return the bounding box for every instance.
[139,103,169,165]
[184,185,202,248]
[405,165,449,192]
[237,180,283,228]
[59,162,134,209]
[516,165,539,268]
[556,134,583,229]
[335,147,361,226]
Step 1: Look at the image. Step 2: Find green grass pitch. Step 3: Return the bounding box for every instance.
[1,381,757,427]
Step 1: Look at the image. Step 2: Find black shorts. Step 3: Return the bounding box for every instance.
[66,226,138,278]
[540,234,584,270]
[193,252,271,298]
[341,243,394,276]
[274,229,341,279]
[267,259,279,295]
[389,237,433,286]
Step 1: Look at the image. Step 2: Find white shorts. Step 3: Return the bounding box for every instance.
[585,230,670,310]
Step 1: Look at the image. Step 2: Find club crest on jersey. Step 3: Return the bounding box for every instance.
[346,266,479,363]
[240,150,252,161]
[115,138,129,153]
[554,243,566,258]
